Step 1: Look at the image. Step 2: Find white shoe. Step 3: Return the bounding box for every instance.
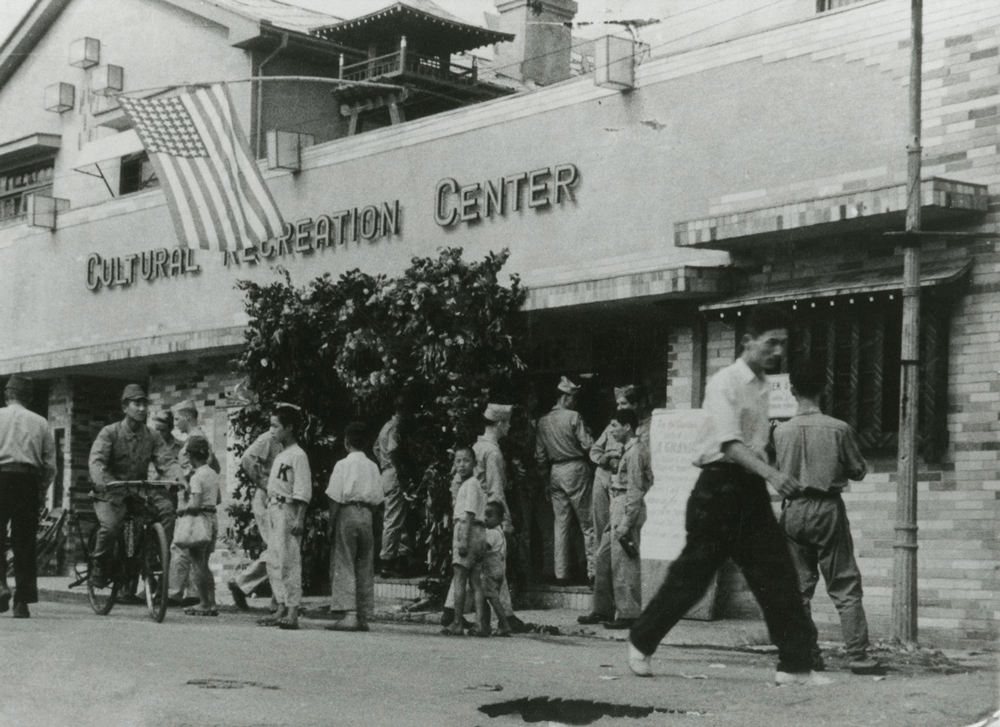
[774,670,834,686]
[627,642,653,677]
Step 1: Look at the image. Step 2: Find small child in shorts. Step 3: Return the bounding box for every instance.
[481,501,512,637]
[444,446,486,636]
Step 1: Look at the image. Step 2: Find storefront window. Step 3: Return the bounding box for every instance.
[737,293,951,460]
[119,152,159,195]
[0,161,54,223]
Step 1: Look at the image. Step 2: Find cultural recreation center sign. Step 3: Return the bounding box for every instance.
[84,163,580,291]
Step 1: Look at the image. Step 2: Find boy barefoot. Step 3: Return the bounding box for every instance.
[481,501,513,637]
[443,447,486,636]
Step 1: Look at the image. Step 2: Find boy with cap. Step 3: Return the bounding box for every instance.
[89,384,184,588]
[535,376,595,585]
[0,375,56,618]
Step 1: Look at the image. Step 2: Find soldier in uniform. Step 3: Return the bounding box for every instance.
[535,377,595,585]
[88,384,184,589]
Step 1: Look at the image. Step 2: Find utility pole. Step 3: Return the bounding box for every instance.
[893,0,922,647]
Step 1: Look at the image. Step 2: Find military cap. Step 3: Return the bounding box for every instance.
[171,399,198,414]
[557,376,580,395]
[5,374,32,396]
[121,383,148,402]
[484,403,513,422]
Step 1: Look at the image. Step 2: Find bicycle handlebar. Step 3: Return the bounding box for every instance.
[103,480,184,490]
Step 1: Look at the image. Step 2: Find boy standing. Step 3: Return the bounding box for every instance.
[482,501,513,637]
[261,403,312,631]
[444,446,486,636]
[775,360,877,673]
[626,305,825,686]
[325,422,383,633]
[603,408,652,630]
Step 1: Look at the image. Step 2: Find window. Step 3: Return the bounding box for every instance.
[816,0,867,11]
[119,152,158,195]
[0,161,54,223]
[737,292,953,460]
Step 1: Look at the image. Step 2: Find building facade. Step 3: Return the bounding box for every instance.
[0,0,997,648]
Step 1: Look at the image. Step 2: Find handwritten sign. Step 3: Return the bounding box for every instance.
[768,373,796,419]
[644,409,706,561]
[643,408,717,619]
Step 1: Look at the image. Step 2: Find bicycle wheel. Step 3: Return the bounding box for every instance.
[142,521,170,623]
[86,530,121,616]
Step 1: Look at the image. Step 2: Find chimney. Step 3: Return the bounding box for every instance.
[495,0,578,86]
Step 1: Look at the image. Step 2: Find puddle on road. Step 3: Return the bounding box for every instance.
[186,678,279,690]
[479,697,705,724]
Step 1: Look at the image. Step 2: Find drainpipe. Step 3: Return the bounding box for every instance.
[254,32,289,158]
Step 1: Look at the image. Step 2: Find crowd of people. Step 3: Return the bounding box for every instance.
[0,303,880,686]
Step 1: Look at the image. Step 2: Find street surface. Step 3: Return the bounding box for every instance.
[0,601,996,727]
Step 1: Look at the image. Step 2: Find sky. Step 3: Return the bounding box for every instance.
[0,0,681,48]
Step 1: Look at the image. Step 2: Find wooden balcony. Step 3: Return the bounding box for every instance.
[340,47,478,88]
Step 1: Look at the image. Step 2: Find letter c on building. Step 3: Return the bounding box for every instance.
[434,178,459,227]
[86,253,102,291]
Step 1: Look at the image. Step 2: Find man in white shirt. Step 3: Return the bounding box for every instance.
[626,305,824,687]
[324,422,383,633]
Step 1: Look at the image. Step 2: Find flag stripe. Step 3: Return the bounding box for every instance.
[192,87,274,244]
[186,88,268,246]
[118,83,284,251]
[170,152,214,250]
[153,154,200,248]
[210,85,284,237]
[193,156,241,251]
[203,86,283,239]
[188,88,265,246]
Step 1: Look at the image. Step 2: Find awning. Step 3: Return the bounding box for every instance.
[73,130,144,174]
[525,265,734,311]
[0,132,61,169]
[676,178,989,251]
[700,258,972,312]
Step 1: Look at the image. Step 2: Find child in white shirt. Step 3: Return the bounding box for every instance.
[443,447,486,636]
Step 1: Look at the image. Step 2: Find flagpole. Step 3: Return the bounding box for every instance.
[113,75,408,98]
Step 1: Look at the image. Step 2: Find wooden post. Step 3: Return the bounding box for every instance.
[893,0,922,648]
[399,35,407,73]
[339,53,344,79]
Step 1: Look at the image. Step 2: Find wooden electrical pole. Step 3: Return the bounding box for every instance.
[893,0,922,647]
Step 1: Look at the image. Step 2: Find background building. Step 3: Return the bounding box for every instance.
[0,0,997,648]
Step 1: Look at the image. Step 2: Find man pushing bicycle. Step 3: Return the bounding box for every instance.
[88,384,184,588]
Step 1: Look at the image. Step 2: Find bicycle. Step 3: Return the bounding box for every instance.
[70,480,182,623]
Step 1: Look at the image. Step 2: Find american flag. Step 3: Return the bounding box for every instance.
[119,84,284,251]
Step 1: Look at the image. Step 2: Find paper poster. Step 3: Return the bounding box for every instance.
[643,408,706,561]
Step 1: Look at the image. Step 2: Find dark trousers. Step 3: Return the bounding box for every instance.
[0,472,41,604]
[629,463,813,673]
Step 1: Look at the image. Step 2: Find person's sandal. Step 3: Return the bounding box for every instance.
[277,617,299,630]
[185,607,219,617]
[257,615,280,626]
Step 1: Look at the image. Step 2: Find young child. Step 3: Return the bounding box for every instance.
[481,501,513,637]
[443,446,486,636]
[178,435,219,617]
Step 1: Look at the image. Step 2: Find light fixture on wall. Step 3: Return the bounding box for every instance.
[595,35,635,91]
[91,64,124,96]
[44,82,75,113]
[266,130,314,172]
[69,37,100,68]
[27,195,70,230]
